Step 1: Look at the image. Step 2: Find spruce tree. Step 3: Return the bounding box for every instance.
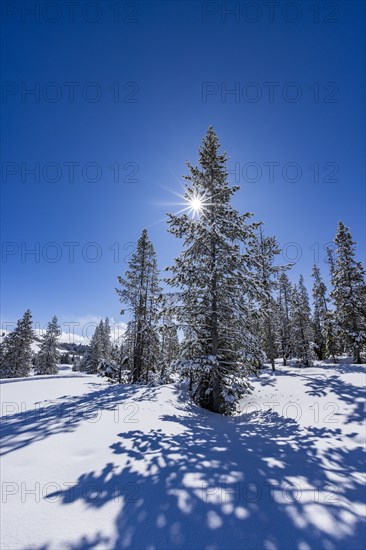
[330,222,366,363]
[35,316,61,375]
[0,335,5,367]
[159,305,180,380]
[81,321,105,373]
[101,317,112,361]
[324,247,341,361]
[276,273,293,366]
[290,276,314,367]
[166,127,260,414]
[247,225,284,371]
[116,229,162,382]
[0,310,35,378]
[324,310,339,363]
[120,320,135,374]
[311,265,328,360]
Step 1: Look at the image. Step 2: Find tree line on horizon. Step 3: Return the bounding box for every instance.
[1,128,365,414]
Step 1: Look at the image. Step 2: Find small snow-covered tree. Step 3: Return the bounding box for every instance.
[290,276,314,367]
[166,127,260,414]
[0,310,35,378]
[100,317,112,361]
[247,225,285,370]
[0,335,5,367]
[330,222,366,363]
[98,328,130,384]
[116,229,162,382]
[276,273,293,366]
[81,321,105,373]
[35,315,61,375]
[159,302,180,381]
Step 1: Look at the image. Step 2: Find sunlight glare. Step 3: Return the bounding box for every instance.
[189,195,203,213]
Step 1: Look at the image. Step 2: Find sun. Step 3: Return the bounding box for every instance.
[186,191,207,218]
[156,185,210,220]
[189,195,203,213]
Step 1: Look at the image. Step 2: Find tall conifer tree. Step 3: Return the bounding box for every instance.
[311,265,328,360]
[166,127,261,413]
[116,229,161,382]
[276,273,293,365]
[330,222,366,363]
[290,276,314,367]
[35,315,61,375]
[247,225,284,370]
[0,310,35,378]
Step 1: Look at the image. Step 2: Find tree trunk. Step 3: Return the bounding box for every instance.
[300,324,309,367]
[354,345,361,364]
[211,215,220,413]
[133,320,142,382]
[211,280,220,411]
[267,318,275,371]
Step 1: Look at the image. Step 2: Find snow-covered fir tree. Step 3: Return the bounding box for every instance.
[81,320,105,373]
[0,310,35,378]
[330,222,366,363]
[324,246,341,361]
[324,309,339,362]
[276,273,293,366]
[98,329,130,384]
[290,275,314,367]
[166,127,262,414]
[247,225,284,371]
[100,317,112,361]
[0,335,5,367]
[159,304,180,381]
[311,264,339,362]
[35,315,61,375]
[120,320,135,373]
[116,229,162,382]
[311,265,329,360]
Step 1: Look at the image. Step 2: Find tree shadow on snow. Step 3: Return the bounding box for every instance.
[302,374,365,425]
[260,367,365,426]
[0,383,141,457]
[47,401,366,550]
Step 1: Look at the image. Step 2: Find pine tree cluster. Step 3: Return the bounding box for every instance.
[109,128,366,413]
[80,318,113,374]
[1,129,365,416]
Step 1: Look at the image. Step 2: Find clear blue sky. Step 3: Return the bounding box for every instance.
[1,0,365,334]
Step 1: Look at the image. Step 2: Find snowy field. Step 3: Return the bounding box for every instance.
[1,362,365,550]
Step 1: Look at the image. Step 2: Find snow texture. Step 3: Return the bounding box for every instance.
[1,361,365,550]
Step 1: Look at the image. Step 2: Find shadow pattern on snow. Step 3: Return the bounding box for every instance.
[285,370,364,426]
[260,365,365,426]
[0,383,142,457]
[45,404,366,550]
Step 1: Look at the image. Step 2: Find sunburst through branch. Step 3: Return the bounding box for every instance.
[156,185,211,219]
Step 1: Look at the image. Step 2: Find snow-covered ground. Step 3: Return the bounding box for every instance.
[1,362,365,550]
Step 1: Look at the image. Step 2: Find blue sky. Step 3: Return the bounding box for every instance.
[1,0,365,335]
